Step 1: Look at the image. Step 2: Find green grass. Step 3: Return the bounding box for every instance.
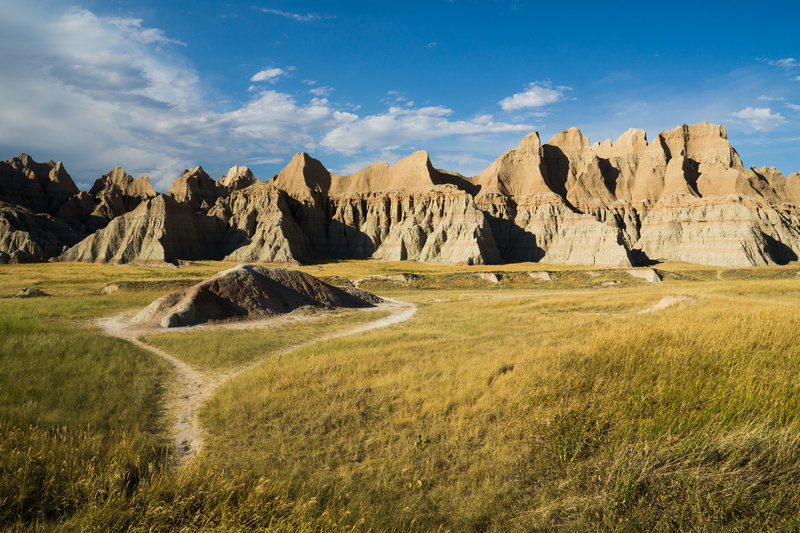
[0,318,170,526]
[5,261,800,530]
[139,308,392,370]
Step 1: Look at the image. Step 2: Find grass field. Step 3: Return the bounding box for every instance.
[140,308,393,371]
[3,261,800,530]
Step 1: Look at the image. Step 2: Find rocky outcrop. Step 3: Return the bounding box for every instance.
[88,167,156,222]
[369,186,501,264]
[8,121,800,267]
[210,183,311,263]
[59,195,226,265]
[132,264,379,328]
[167,166,220,211]
[219,166,257,193]
[0,201,85,262]
[0,154,80,214]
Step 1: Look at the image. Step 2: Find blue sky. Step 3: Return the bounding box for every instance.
[1,0,798,190]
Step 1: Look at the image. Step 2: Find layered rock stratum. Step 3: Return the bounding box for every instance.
[2,121,799,267]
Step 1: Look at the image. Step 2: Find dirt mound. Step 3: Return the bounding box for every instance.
[13,287,50,298]
[132,264,382,328]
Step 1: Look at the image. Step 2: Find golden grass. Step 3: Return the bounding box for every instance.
[140,308,392,370]
[4,261,800,530]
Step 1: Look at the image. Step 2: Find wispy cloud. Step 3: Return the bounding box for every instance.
[730,107,786,131]
[309,86,333,97]
[250,67,290,83]
[0,2,531,188]
[499,82,569,111]
[320,106,532,154]
[254,7,334,22]
[768,58,798,69]
[787,103,800,112]
[425,42,438,49]
[758,95,785,101]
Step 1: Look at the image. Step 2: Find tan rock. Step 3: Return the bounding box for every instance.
[0,201,84,261]
[167,166,219,211]
[210,182,311,263]
[59,195,226,265]
[219,165,257,192]
[626,268,662,283]
[331,151,440,195]
[371,186,501,264]
[13,287,50,298]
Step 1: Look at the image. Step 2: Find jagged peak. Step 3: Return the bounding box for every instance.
[663,121,728,140]
[220,165,255,189]
[515,131,542,151]
[273,152,331,195]
[391,150,433,171]
[547,127,590,150]
[179,165,212,179]
[614,128,647,147]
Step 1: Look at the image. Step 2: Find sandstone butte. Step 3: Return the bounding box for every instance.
[2,121,800,267]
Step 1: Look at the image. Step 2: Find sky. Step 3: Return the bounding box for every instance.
[0,0,798,191]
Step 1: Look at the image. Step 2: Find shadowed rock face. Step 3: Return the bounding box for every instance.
[7,121,800,267]
[0,154,79,214]
[167,166,220,211]
[59,195,226,265]
[131,264,380,328]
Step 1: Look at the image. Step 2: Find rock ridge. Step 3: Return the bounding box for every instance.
[3,122,800,267]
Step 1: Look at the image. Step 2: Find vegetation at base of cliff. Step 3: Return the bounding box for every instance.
[4,261,800,530]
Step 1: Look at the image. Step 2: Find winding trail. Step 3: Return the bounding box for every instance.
[99,298,416,465]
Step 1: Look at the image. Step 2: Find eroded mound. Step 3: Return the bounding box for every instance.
[132,264,382,328]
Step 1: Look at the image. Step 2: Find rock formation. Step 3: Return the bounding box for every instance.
[0,154,80,214]
[88,167,157,224]
[219,165,257,193]
[59,195,226,265]
[4,121,800,267]
[210,182,312,264]
[132,264,380,328]
[167,166,220,211]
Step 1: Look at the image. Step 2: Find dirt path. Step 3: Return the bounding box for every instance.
[637,295,696,314]
[99,298,416,466]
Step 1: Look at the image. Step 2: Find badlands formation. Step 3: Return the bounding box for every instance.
[2,122,800,267]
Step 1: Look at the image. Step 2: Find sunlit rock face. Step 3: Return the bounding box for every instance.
[5,122,800,267]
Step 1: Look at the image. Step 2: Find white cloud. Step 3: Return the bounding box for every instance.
[105,17,186,46]
[768,58,798,69]
[321,106,532,153]
[499,82,568,111]
[250,67,287,83]
[309,86,333,97]
[758,95,785,101]
[425,42,438,49]
[730,107,786,132]
[0,2,541,189]
[787,103,800,111]
[254,8,334,22]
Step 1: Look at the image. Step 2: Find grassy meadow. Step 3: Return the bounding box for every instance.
[3,260,800,530]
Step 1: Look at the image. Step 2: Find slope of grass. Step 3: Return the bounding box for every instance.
[140,308,392,370]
